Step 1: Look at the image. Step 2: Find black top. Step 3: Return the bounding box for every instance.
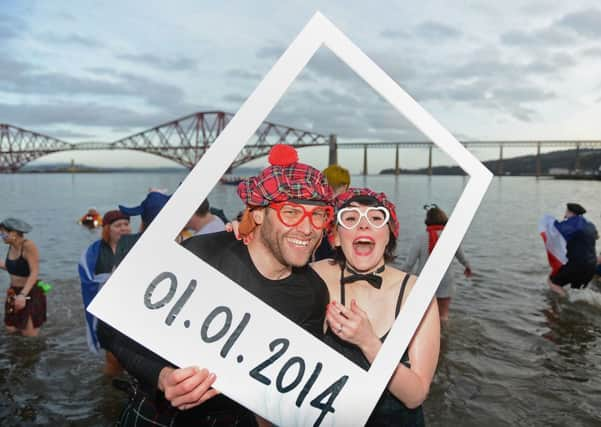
[322,271,425,426]
[94,240,119,275]
[183,232,328,337]
[566,220,597,266]
[98,231,329,425]
[114,233,142,268]
[5,242,30,277]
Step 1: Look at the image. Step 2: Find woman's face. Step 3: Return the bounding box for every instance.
[108,219,131,244]
[0,227,16,244]
[335,202,391,272]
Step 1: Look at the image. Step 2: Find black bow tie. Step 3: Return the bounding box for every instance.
[341,265,385,289]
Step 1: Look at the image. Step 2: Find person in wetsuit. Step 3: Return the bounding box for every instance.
[0,217,46,336]
[97,144,333,426]
[311,188,440,426]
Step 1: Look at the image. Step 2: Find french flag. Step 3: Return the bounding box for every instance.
[538,214,567,276]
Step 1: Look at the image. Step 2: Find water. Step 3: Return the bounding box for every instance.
[1,172,600,426]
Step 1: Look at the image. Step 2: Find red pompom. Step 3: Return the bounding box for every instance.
[268,144,298,166]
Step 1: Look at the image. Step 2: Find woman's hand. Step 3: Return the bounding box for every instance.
[326,300,381,357]
[225,220,253,244]
[464,267,473,278]
[13,294,27,311]
[158,366,220,411]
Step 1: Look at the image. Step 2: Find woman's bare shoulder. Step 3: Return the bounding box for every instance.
[23,239,39,254]
[310,259,336,275]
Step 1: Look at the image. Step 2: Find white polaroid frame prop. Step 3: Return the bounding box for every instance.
[89,12,492,427]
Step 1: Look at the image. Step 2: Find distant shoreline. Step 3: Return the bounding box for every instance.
[18,167,187,174]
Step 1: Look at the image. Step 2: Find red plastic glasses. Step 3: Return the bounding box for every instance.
[269,202,334,230]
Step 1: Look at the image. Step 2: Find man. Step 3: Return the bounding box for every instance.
[179,199,225,241]
[322,164,350,197]
[314,164,350,261]
[98,144,333,426]
[548,203,598,295]
[115,190,170,264]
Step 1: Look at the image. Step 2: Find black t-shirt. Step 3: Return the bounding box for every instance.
[182,232,328,337]
[99,231,328,424]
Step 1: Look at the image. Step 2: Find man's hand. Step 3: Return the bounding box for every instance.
[158,366,220,411]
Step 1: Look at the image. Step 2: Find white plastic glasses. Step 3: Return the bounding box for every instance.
[336,206,390,230]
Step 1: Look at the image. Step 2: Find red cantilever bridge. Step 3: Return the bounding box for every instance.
[0,111,336,173]
[2,110,601,174]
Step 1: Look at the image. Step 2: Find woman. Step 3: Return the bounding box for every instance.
[0,217,46,337]
[79,209,131,375]
[311,188,440,426]
[401,204,472,324]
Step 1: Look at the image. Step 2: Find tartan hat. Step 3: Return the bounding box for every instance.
[334,187,400,239]
[237,144,333,206]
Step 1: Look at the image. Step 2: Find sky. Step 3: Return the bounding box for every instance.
[2,0,601,173]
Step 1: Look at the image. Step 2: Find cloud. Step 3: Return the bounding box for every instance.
[500,26,576,47]
[41,128,97,140]
[116,53,198,71]
[0,11,27,38]
[39,32,103,48]
[256,44,285,59]
[557,8,601,38]
[380,29,410,39]
[0,101,172,131]
[583,46,601,57]
[222,93,246,104]
[225,69,262,80]
[414,21,461,41]
[0,57,194,115]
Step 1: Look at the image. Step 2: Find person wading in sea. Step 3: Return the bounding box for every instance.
[0,218,46,337]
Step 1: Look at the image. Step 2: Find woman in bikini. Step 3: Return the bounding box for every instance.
[0,217,46,337]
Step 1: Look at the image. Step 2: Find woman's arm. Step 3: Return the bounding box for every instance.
[21,240,40,295]
[384,297,439,408]
[454,245,472,277]
[326,283,440,408]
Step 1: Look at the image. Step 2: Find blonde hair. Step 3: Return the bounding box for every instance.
[322,164,350,189]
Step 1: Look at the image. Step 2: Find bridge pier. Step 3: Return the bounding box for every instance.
[428,144,433,176]
[574,143,581,172]
[497,145,504,176]
[363,144,368,176]
[394,144,400,175]
[328,134,337,166]
[535,142,541,178]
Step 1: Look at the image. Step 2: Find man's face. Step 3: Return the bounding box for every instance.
[564,209,575,219]
[108,219,131,244]
[258,203,324,268]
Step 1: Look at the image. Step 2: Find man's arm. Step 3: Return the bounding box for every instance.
[97,320,168,387]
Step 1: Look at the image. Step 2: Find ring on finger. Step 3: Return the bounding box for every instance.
[337,323,343,334]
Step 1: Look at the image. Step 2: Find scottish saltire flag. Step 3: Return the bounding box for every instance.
[538,214,567,276]
[78,240,111,354]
